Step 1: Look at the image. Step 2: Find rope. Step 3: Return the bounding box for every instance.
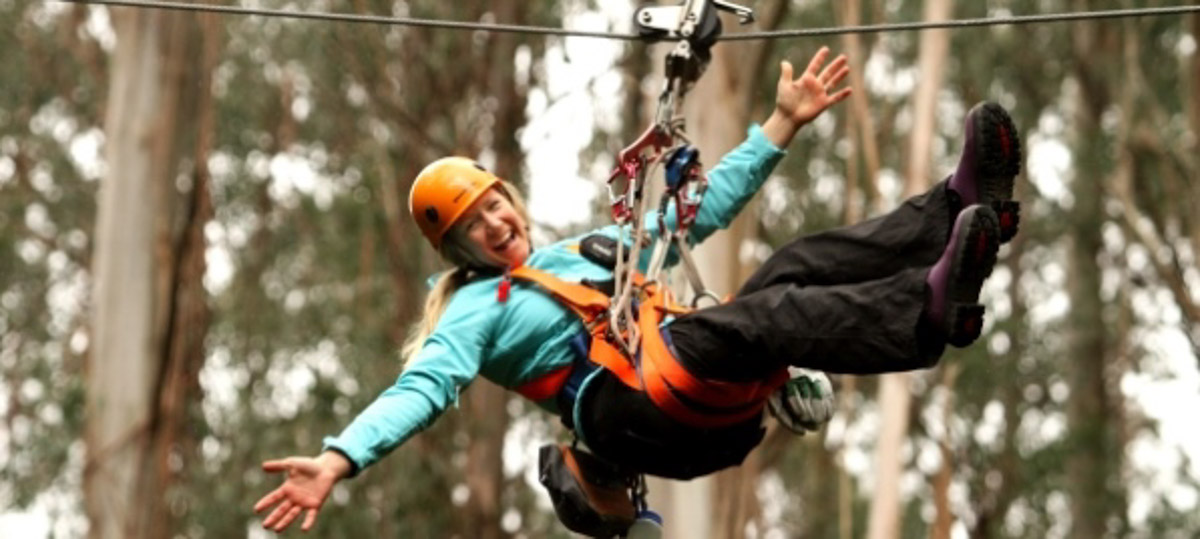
[56,0,1200,41]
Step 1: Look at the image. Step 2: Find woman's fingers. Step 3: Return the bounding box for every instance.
[253,488,284,513]
[804,46,830,76]
[274,504,305,532]
[261,459,291,473]
[826,65,851,92]
[302,508,321,531]
[262,499,293,529]
[830,87,853,105]
[779,60,794,84]
[818,55,849,85]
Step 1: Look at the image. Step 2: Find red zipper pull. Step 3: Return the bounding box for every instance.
[498,266,513,303]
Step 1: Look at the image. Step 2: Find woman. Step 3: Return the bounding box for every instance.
[254,46,1020,532]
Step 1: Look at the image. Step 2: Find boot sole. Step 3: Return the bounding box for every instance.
[973,103,1022,243]
[946,206,1000,347]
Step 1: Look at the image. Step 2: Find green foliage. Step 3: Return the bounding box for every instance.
[0,0,102,512]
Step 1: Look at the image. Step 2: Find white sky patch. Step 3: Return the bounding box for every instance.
[204,244,235,295]
[756,472,789,534]
[0,441,87,538]
[863,44,916,98]
[1026,135,1071,207]
[973,400,1006,451]
[519,1,632,232]
[1016,407,1066,458]
[1179,33,1197,57]
[501,412,556,513]
[1026,254,1070,327]
[522,89,601,230]
[68,128,105,181]
[85,5,116,52]
[268,151,320,207]
[1123,326,1200,493]
[257,352,317,420]
[45,265,87,339]
[264,145,349,211]
[27,0,70,29]
[0,155,15,187]
[200,346,244,427]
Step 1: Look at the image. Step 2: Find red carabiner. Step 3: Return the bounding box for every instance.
[608,124,673,222]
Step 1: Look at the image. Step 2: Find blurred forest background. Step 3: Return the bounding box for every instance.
[2,0,1199,538]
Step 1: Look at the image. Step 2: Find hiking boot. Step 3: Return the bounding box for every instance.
[947,102,1022,243]
[925,204,1000,347]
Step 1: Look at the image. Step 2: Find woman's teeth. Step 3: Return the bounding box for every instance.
[495,232,514,250]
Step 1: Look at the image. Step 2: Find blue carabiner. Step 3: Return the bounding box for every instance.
[664,146,700,191]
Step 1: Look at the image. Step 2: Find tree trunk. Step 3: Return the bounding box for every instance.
[1189,14,1200,351]
[867,2,951,539]
[85,5,212,538]
[1189,15,1200,152]
[969,179,1029,539]
[839,0,882,220]
[458,2,527,537]
[930,364,958,539]
[697,43,757,538]
[1066,3,1121,536]
[834,3,882,536]
[688,5,787,537]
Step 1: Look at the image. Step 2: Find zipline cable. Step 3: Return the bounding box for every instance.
[727,4,1200,40]
[56,0,1200,41]
[57,0,643,40]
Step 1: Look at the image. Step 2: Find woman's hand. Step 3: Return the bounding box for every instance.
[253,451,352,533]
[763,46,853,148]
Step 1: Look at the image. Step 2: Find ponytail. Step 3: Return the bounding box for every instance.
[400,266,470,366]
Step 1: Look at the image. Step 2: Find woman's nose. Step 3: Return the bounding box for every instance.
[482,212,504,232]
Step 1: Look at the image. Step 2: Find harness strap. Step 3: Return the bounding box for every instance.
[511,266,641,395]
[588,328,642,390]
[636,285,789,428]
[509,265,786,429]
[511,266,610,323]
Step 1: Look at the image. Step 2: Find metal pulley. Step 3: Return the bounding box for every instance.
[633,0,755,93]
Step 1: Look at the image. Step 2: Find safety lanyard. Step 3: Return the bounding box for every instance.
[604,0,753,355]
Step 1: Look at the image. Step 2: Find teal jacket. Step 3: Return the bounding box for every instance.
[324,125,785,473]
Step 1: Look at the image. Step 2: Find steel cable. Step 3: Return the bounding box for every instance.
[57,0,1200,41]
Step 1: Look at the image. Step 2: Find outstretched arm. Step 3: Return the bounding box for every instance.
[762,46,853,149]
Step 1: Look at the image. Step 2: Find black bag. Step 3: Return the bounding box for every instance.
[538,443,636,538]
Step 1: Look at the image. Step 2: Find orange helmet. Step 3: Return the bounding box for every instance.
[408,157,501,248]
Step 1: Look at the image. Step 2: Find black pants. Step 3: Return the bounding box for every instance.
[577,182,955,479]
[667,180,954,380]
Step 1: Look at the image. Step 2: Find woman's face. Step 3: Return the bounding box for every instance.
[456,187,530,268]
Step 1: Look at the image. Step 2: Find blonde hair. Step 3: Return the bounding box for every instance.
[400,180,530,366]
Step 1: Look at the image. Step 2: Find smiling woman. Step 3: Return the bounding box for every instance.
[253,47,1021,536]
[454,188,532,269]
[406,156,533,267]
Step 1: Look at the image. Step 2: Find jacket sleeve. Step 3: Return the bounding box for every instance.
[322,287,497,474]
[683,123,786,243]
[599,124,786,271]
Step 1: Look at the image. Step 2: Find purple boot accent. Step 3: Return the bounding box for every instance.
[925,204,1000,348]
[947,102,1023,243]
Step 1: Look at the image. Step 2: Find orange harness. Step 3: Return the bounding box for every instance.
[510,266,789,429]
